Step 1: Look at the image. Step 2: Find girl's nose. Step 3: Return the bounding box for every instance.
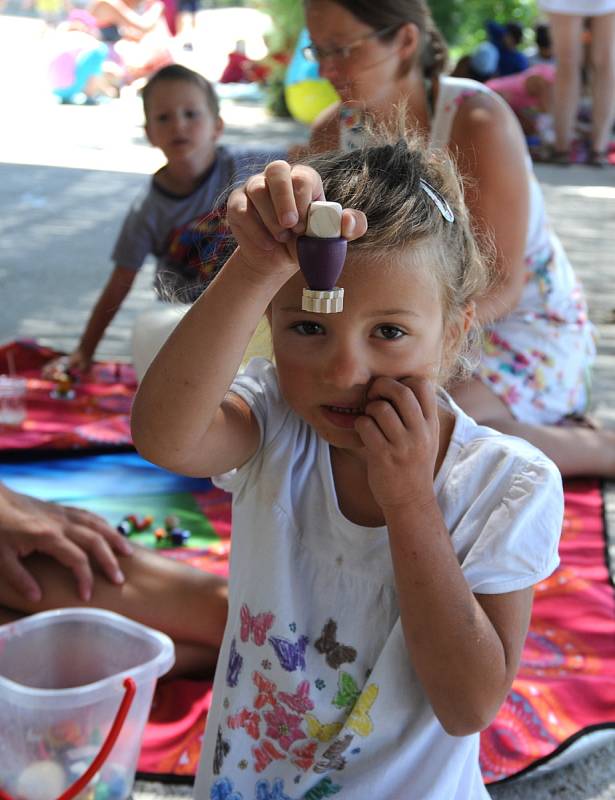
[321,343,371,389]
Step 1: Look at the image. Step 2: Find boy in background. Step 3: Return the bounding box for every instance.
[45,64,285,375]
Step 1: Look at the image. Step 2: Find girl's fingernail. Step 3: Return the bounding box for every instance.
[346,216,356,235]
[276,230,291,243]
[282,211,298,227]
[114,569,125,584]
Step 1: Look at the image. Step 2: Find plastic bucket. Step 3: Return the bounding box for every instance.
[0,608,175,800]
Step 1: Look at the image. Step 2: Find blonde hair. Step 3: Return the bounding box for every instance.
[302,130,494,383]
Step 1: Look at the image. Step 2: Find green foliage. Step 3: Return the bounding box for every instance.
[252,0,304,52]
[430,0,539,54]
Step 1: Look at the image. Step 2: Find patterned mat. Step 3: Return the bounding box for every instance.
[0,341,136,452]
[1,452,613,786]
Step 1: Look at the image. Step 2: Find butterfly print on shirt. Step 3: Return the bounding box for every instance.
[240,603,276,646]
[278,680,315,714]
[226,637,243,688]
[269,634,309,672]
[314,619,357,670]
[227,707,261,740]
[213,725,231,775]
[314,733,354,773]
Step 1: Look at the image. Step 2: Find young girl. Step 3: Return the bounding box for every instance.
[131,137,563,799]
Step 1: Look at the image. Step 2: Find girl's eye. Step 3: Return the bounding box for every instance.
[374,325,405,340]
[185,109,200,119]
[156,113,169,123]
[291,321,325,336]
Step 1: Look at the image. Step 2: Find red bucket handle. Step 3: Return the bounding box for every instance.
[0,677,136,800]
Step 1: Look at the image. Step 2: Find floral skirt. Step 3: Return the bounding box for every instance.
[475,314,596,425]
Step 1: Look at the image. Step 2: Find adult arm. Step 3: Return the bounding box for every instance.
[0,483,132,603]
[450,91,530,324]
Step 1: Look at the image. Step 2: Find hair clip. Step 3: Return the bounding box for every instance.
[419,179,455,223]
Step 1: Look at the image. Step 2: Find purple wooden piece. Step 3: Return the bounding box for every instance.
[297,236,347,291]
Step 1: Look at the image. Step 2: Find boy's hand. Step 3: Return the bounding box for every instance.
[226,160,366,283]
[42,350,91,380]
[355,376,440,512]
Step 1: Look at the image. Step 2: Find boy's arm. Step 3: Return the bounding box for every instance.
[75,265,137,369]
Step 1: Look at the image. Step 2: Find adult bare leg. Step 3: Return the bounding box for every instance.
[548,13,584,154]
[451,377,615,478]
[0,546,229,677]
[589,12,615,155]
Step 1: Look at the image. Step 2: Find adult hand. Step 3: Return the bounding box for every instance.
[355,376,440,512]
[0,484,132,603]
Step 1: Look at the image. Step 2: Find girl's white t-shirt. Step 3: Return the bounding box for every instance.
[194,358,563,800]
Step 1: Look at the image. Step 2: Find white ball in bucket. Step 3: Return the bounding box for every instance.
[16,760,66,800]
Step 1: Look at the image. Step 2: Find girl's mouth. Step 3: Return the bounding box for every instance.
[321,404,363,429]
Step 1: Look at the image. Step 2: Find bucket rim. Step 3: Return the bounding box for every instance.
[0,607,175,699]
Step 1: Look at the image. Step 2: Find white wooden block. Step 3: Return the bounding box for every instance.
[306,201,342,238]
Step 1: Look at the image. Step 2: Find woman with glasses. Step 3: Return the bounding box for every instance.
[303,0,614,479]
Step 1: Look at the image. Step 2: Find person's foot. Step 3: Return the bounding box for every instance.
[587,150,610,167]
[546,147,572,166]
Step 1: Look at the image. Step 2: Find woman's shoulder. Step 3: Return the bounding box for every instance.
[441,77,528,177]
[309,102,342,152]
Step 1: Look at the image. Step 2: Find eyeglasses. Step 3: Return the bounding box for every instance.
[302,26,398,63]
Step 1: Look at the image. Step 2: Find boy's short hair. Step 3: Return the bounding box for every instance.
[141,64,220,120]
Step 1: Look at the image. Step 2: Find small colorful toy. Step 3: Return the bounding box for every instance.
[297,201,347,314]
[116,515,153,536]
[50,371,76,400]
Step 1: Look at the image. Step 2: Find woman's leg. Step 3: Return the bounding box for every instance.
[588,12,615,155]
[0,546,229,677]
[548,13,584,154]
[451,377,615,478]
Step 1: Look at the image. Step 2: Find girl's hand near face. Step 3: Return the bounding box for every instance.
[226,160,366,284]
[355,376,440,512]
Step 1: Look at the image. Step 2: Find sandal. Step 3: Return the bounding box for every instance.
[545,148,572,166]
[587,149,610,167]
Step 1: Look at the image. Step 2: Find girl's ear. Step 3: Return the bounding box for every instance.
[214,116,224,140]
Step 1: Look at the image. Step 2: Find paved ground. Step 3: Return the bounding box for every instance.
[1,11,614,800]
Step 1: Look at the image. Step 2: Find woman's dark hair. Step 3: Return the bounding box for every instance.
[305,0,448,80]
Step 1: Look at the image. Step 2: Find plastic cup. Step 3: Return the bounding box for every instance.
[0,375,26,426]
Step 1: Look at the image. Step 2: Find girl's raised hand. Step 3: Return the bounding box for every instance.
[355,376,440,512]
[226,160,366,281]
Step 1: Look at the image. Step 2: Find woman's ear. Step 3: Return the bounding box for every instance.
[397,22,421,64]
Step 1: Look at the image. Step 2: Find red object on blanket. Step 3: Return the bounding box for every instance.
[136,480,615,783]
[0,341,136,451]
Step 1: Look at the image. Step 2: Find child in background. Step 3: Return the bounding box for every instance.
[44,64,285,376]
[487,20,530,76]
[487,62,556,145]
[132,135,563,798]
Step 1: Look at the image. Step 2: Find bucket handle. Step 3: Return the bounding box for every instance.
[0,676,136,800]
